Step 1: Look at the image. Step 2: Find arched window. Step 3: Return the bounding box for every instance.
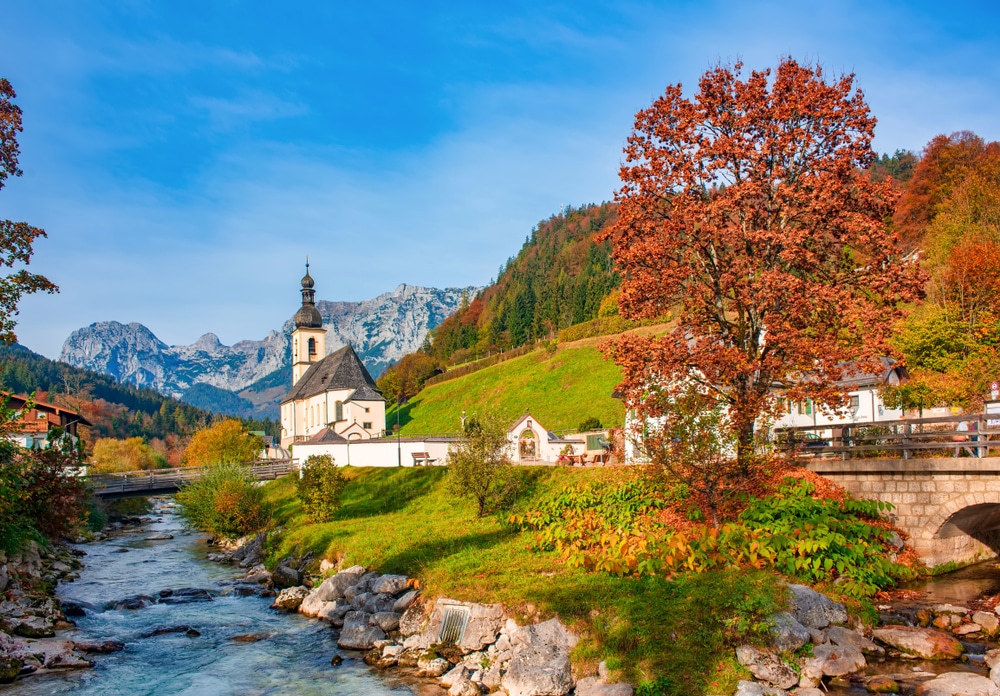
[335,401,344,422]
[308,337,317,358]
[519,430,537,460]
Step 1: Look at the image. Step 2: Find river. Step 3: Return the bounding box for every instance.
[0,499,415,696]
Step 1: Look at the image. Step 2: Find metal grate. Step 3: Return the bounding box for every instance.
[437,606,470,645]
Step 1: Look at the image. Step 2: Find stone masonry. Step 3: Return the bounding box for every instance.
[806,457,1000,568]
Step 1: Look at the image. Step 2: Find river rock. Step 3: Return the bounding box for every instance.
[364,593,397,614]
[393,590,420,613]
[955,623,982,635]
[866,675,901,693]
[733,681,787,696]
[803,643,866,677]
[932,604,967,615]
[272,564,303,589]
[988,648,1000,669]
[158,588,214,604]
[73,638,125,654]
[312,567,366,604]
[139,625,193,638]
[825,625,884,655]
[299,593,334,618]
[10,616,55,638]
[770,612,810,652]
[372,575,410,596]
[0,652,21,683]
[975,612,1000,635]
[417,654,451,678]
[351,592,373,610]
[272,586,310,613]
[399,602,425,637]
[575,676,634,696]
[144,534,174,541]
[60,600,91,617]
[318,602,353,626]
[110,594,156,611]
[441,664,469,688]
[787,584,848,629]
[735,645,798,689]
[30,639,93,670]
[338,611,386,650]
[503,619,577,696]
[371,611,401,632]
[873,626,964,660]
[915,672,1000,696]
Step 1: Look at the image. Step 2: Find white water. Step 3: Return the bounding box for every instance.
[0,500,415,696]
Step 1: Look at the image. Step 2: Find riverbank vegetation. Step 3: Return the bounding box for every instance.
[175,463,271,539]
[260,463,912,694]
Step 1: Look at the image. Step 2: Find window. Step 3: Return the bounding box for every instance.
[804,400,813,416]
[362,422,372,430]
[334,401,344,422]
[850,395,860,412]
[308,337,316,357]
[36,411,47,420]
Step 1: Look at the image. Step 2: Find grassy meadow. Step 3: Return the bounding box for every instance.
[263,466,784,695]
[385,342,626,435]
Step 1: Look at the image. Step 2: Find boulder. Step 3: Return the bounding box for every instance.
[502,619,578,696]
[915,672,1000,696]
[417,652,452,677]
[575,677,634,696]
[735,645,799,690]
[272,564,303,589]
[932,604,968,615]
[802,643,866,677]
[338,611,386,650]
[72,639,125,654]
[988,647,1000,669]
[29,639,94,669]
[824,626,884,655]
[371,612,401,632]
[461,602,508,651]
[787,584,848,629]
[955,623,982,635]
[298,592,335,618]
[317,603,352,625]
[110,594,156,611]
[157,588,213,604]
[372,575,410,595]
[311,567,365,603]
[139,625,193,638]
[873,626,964,660]
[351,592,373,611]
[866,675,901,693]
[144,534,174,541]
[975,612,1000,635]
[11,616,54,638]
[271,586,310,613]
[770,612,810,652]
[441,664,469,688]
[733,681,787,696]
[393,590,420,613]
[363,593,397,615]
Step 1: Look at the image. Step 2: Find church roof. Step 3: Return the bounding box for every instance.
[282,344,384,404]
[305,427,347,444]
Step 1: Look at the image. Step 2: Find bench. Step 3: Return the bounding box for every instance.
[412,452,438,466]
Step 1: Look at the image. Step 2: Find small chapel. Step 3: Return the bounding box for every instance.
[279,263,386,448]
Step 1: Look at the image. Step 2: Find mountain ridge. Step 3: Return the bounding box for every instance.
[59,284,478,419]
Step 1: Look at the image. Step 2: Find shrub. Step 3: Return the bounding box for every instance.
[578,416,603,431]
[448,411,519,517]
[296,454,347,522]
[183,419,264,467]
[176,463,271,539]
[91,437,167,473]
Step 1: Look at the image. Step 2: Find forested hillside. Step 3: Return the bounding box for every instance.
[0,344,278,464]
[378,203,622,403]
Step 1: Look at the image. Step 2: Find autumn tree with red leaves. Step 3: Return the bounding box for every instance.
[602,59,924,472]
[0,78,57,345]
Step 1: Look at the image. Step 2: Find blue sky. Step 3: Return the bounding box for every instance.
[2,1,998,358]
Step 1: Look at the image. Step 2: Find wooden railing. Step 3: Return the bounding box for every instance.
[87,459,298,497]
[774,413,1000,460]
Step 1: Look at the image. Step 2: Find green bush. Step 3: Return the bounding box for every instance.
[448,411,519,517]
[176,463,271,540]
[296,455,347,522]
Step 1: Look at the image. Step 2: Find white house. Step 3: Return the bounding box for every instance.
[279,265,386,448]
[771,358,907,434]
[617,358,908,462]
[506,412,585,464]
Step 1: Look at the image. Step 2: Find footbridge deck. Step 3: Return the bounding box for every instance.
[88,459,298,499]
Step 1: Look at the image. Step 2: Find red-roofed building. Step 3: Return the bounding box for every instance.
[4,393,91,450]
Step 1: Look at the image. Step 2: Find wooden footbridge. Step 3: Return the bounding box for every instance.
[87,459,298,499]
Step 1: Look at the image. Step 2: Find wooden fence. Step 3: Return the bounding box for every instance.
[774,412,1000,460]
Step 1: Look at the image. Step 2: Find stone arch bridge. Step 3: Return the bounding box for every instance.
[806,457,1000,568]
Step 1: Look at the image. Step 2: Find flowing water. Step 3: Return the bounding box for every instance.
[0,499,415,696]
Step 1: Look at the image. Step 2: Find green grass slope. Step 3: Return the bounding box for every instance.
[265,467,782,693]
[387,343,625,435]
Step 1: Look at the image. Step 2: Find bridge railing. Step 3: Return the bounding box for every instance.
[774,412,1000,460]
[87,459,298,496]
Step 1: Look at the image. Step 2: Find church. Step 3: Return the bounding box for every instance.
[279,264,386,448]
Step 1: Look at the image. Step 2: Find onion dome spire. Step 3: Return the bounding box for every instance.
[295,257,323,329]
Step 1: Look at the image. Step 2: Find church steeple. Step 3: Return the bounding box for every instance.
[291,259,326,385]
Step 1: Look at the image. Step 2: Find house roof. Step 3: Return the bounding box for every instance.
[305,427,348,444]
[282,345,384,404]
[3,393,92,427]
